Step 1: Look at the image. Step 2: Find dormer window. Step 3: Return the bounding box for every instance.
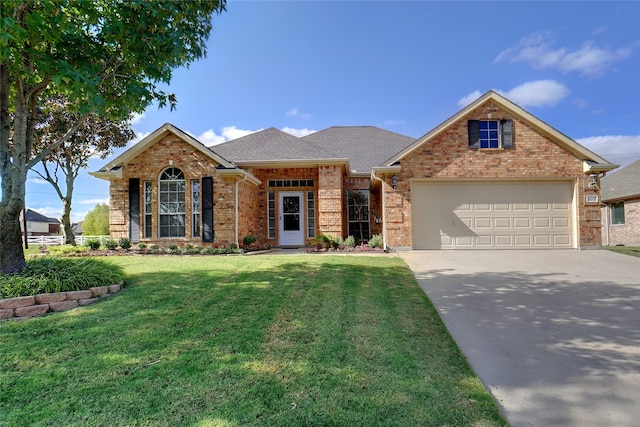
[468,120,513,149]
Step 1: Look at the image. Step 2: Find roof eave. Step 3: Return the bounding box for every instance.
[216,168,261,186]
[583,160,619,173]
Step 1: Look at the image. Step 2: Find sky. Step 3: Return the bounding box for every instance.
[26,1,640,223]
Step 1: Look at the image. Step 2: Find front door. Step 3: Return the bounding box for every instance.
[279,192,304,246]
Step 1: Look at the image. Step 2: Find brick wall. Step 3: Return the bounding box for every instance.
[386,99,602,248]
[318,165,343,237]
[108,135,236,247]
[601,198,640,246]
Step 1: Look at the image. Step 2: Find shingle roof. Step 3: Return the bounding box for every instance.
[300,126,416,173]
[212,127,327,162]
[211,126,416,173]
[600,159,640,201]
[25,209,60,223]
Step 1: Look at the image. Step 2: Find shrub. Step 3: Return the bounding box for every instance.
[149,244,159,254]
[46,245,91,255]
[344,235,356,248]
[242,234,257,247]
[0,257,124,298]
[118,237,132,250]
[137,242,147,250]
[368,234,384,249]
[84,238,101,250]
[104,238,118,250]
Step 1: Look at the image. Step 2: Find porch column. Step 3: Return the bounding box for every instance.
[317,165,343,237]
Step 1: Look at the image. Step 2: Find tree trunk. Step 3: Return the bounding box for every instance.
[0,202,26,274]
[61,200,75,246]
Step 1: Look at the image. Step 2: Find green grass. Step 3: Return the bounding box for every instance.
[0,255,506,426]
[603,245,640,258]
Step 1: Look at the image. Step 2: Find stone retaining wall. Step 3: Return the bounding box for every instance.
[0,282,124,321]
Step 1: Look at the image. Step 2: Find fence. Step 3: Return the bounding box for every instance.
[23,235,111,247]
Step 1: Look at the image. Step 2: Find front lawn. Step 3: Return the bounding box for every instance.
[0,255,505,426]
[603,245,640,258]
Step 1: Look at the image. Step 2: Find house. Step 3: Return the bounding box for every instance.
[91,91,617,250]
[71,221,84,236]
[600,159,640,246]
[20,209,61,236]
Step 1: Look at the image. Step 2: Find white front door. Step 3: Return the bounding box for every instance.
[279,192,305,246]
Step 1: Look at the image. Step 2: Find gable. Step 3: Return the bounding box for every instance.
[385,91,617,172]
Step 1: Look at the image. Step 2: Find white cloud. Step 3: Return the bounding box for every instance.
[281,127,316,137]
[576,135,640,167]
[199,126,262,146]
[457,90,483,108]
[77,198,109,205]
[495,32,638,76]
[28,177,48,185]
[286,108,300,117]
[500,80,569,107]
[458,80,569,108]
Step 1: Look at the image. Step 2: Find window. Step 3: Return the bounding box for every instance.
[192,180,200,237]
[611,202,625,225]
[348,190,370,241]
[268,191,276,238]
[468,120,513,149]
[307,191,315,238]
[159,167,185,237]
[143,181,152,238]
[268,179,314,188]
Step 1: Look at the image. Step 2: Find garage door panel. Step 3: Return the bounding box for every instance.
[412,181,574,249]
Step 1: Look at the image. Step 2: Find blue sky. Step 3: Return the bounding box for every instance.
[27,1,640,223]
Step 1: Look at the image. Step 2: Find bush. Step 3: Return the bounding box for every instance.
[242,234,257,247]
[104,238,118,250]
[368,234,384,249]
[118,237,132,250]
[84,238,101,250]
[0,257,124,298]
[344,235,356,248]
[137,242,147,250]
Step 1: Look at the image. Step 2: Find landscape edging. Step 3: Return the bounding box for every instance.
[0,281,125,321]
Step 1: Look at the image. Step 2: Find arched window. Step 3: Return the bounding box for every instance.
[159,167,185,237]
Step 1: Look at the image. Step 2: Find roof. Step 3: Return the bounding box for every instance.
[212,126,416,174]
[384,91,618,172]
[91,123,237,180]
[25,209,59,224]
[600,159,640,202]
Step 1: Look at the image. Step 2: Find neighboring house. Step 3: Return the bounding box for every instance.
[21,209,61,236]
[600,159,640,246]
[91,91,617,250]
[72,221,84,236]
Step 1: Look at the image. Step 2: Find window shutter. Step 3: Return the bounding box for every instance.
[468,120,480,148]
[501,119,513,148]
[202,176,214,242]
[128,178,140,243]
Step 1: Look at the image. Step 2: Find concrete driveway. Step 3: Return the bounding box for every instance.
[399,249,640,427]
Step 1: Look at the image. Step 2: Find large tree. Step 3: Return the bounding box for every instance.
[82,202,110,236]
[0,0,226,273]
[32,97,135,245]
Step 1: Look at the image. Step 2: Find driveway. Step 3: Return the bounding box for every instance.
[399,249,640,427]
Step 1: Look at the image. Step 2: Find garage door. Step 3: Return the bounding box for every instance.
[412,181,574,249]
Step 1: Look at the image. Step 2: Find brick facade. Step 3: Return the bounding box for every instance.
[109,135,236,246]
[601,198,640,246]
[384,100,603,249]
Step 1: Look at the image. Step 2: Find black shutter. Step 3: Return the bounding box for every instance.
[501,119,513,148]
[129,178,140,243]
[468,120,480,148]
[202,176,214,242]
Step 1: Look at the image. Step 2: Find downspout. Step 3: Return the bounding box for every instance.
[604,202,610,246]
[372,173,388,252]
[234,174,248,248]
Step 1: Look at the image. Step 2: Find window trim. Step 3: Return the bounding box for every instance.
[158,167,186,238]
[610,201,625,225]
[468,119,513,149]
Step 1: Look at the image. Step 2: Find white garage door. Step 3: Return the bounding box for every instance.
[412,181,574,249]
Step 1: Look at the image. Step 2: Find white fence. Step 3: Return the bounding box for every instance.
[23,235,111,247]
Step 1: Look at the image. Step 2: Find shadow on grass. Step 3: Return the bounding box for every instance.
[1,256,505,427]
